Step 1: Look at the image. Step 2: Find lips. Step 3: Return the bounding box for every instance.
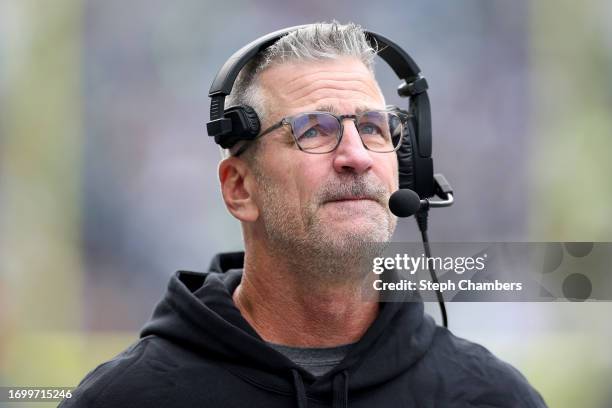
[334,197,370,201]
[324,196,380,204]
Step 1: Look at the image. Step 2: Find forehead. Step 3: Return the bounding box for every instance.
[258,57,385,118]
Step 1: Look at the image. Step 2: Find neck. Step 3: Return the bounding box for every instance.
[232,243,379,348]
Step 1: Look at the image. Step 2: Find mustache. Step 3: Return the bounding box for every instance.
[317,176,389,206]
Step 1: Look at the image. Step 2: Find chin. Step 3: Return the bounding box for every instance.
[324,216,393,241]
[318,225,393,248]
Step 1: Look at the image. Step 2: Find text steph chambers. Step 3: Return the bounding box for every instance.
[372,279,523,292]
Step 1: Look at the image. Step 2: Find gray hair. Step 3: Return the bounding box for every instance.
[221,22,378,159]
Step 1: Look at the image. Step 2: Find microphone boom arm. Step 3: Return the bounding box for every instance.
[425,192,454,208]
[420,173,455,209]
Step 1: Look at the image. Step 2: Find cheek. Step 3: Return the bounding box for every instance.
[376,155,399,191]
[294,160,327,205]
[391,157,399,188]
[262,153,309,208]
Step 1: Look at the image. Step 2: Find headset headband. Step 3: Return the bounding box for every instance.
[209,26,422,96]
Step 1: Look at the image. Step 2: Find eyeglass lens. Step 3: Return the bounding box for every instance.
[290,111,402,153]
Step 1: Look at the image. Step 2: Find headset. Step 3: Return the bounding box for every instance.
[206,25,454,327]
[207,24,438,198]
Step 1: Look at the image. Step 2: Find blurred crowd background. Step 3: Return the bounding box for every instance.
[1,0,612,406]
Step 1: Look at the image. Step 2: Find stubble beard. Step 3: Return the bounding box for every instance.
[257,173,397,286]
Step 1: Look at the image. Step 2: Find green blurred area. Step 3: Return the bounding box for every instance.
[0,0,83,329]
[4,332,134,386]
[0,332,133,408]
[529,0,612,241]
[1,0,611,407]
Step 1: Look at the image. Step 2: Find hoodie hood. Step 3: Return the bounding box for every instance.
[141,251,437,407]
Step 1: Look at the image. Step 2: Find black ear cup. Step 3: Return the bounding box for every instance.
[408,93,434,198]
[234,105,261,137]
[211,105,261,149]
[397,121,415,191]
[396,113,434,198]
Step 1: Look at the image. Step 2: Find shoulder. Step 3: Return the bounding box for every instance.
[59,336,186,408]
[426,327,547,407]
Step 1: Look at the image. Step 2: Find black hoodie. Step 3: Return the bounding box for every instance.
[61,252,547,407]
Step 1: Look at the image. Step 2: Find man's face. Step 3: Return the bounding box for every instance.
[251,57,398,264]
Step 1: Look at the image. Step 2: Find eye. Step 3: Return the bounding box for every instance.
[300,127,320,139]
[359,123,382,136]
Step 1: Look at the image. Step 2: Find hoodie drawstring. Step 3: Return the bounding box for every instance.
[291,369,349,408]
[332,370,349,408]
[292,369,308,408]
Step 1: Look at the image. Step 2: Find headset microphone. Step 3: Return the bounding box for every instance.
[389,189,422,218]
[389,174,455,218]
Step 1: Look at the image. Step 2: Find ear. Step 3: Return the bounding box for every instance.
[218,157,260,222]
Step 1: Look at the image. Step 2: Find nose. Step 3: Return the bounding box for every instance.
[332,120,374,175]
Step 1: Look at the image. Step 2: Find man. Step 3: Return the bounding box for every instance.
[62,22,547,407]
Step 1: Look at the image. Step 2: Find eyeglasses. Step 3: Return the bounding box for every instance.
[234,109,407,156]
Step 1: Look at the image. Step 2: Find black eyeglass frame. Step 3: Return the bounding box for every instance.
[233,109,409,157]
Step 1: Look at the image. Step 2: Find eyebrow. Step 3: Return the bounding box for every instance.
[314,104,376,114]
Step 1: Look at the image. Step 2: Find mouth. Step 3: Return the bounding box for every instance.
[323,197,381,205]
